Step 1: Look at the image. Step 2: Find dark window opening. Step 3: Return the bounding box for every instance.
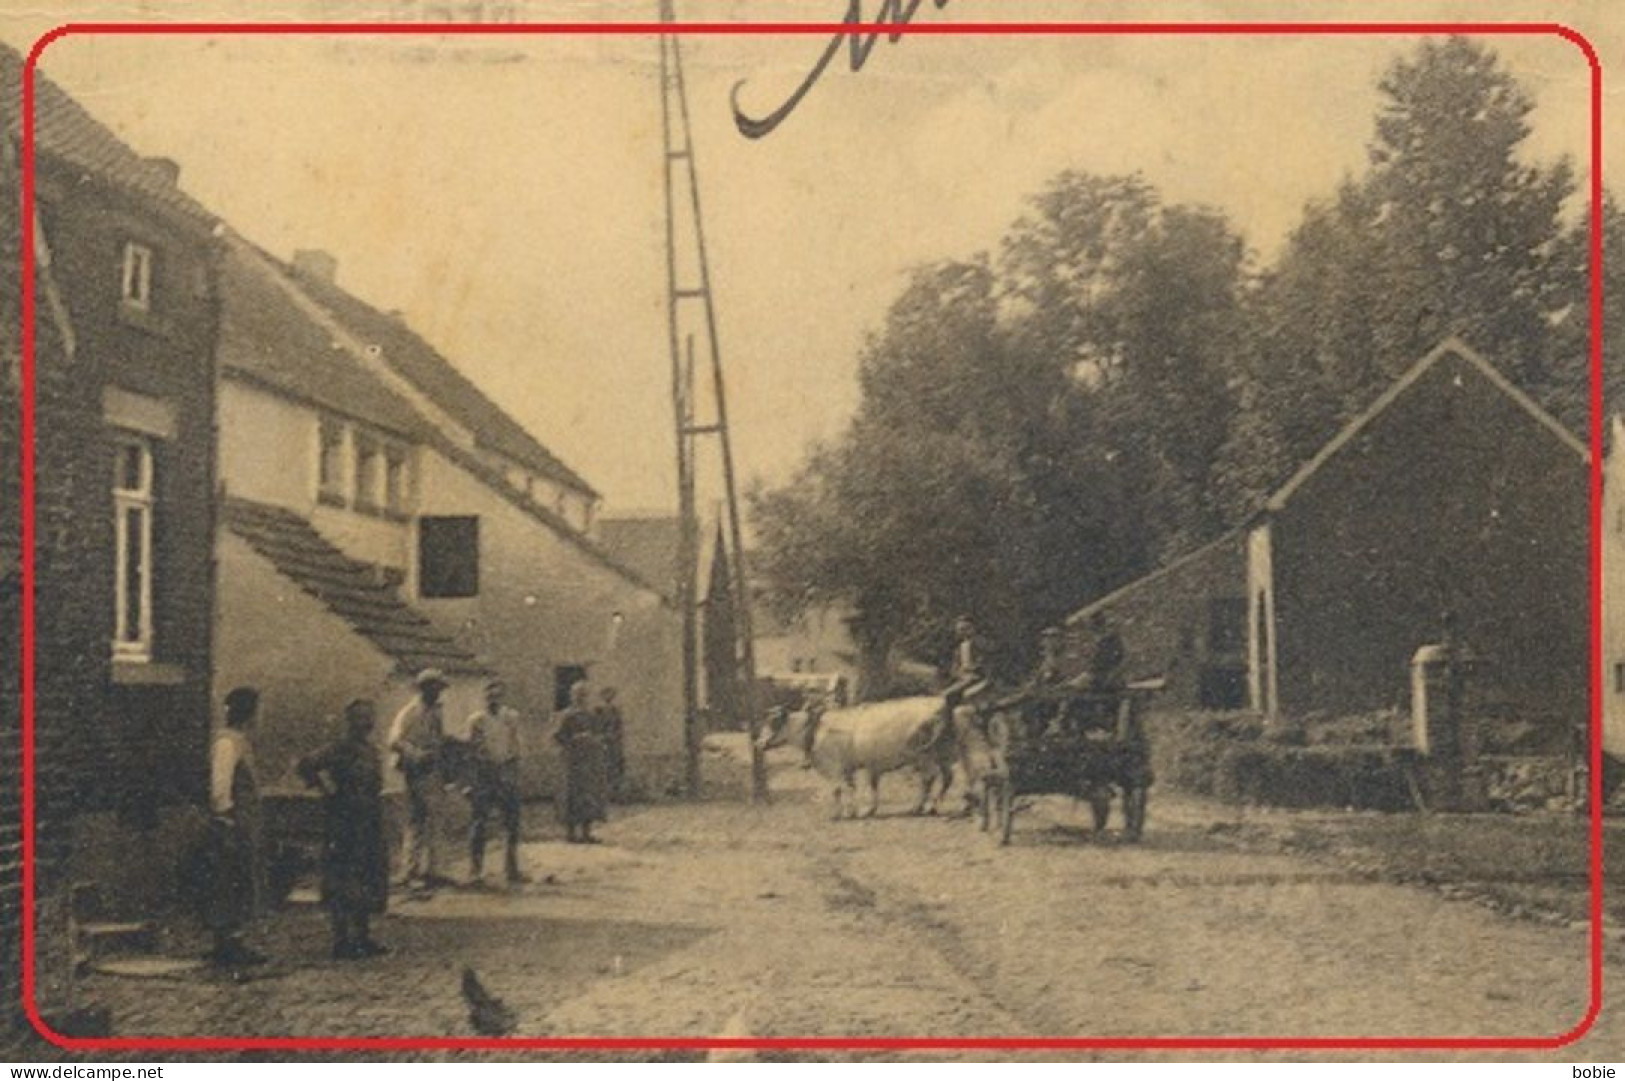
[419,516,479,599]
[554,665,589,711]
[318,418,346,502]
[1198,665,1248,711]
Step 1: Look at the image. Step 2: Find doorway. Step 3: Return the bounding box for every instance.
[554,665,590,711]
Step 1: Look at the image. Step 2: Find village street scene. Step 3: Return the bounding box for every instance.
[2,0,1624,1062]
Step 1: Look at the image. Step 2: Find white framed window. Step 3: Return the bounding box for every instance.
[121,242,153,312]
[318,417,347,503]
[112,436,155,661]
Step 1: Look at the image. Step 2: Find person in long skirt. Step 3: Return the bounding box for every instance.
[299,699,390,960]
[596,686,627,802]
[555,680,608,844]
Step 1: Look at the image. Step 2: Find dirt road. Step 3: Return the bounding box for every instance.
[75,739,1616,1059]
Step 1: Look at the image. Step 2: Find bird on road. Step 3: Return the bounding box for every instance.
[461,967,517,1038]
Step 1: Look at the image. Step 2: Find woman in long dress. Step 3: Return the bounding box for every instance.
[555,681,608,844]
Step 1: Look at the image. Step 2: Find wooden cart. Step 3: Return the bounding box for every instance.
[978,680,1161,846]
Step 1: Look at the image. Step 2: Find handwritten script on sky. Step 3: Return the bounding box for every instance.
[731,0,952,138]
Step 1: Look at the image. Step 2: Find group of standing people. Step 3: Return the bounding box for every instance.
[199,668,629,969]
[389,668,626,886]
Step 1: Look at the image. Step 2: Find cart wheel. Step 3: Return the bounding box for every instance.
[1123,784,1148,842]
[1090,793,1111,834]
[998,780,1015,847]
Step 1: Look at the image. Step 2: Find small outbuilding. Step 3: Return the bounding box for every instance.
[1068,339,1589,737]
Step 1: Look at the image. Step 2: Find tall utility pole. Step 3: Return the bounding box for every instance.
[658,0,767,802]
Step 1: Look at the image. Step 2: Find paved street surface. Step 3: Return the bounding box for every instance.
[76,738,1617,1060]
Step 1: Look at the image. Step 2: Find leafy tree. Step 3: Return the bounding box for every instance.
[1542,193,1625,442]
[753,38,1601,685]
[1368,36,1574,387]
[1218,35,1579,508]
[751,177,1249,680]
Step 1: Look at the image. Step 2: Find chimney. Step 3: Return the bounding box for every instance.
[292,249,338,284]
[145,157,180,186]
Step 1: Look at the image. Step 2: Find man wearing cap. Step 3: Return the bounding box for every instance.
[390,669,449,890]
[468,678,528,886]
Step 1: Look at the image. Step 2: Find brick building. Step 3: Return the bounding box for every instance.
[2,46,222,1027]
[1,133,89,1032]
[1067,340,1589,736]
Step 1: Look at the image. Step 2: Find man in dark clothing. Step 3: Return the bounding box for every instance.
[298,699,390,960]
[1082,613,1129,734]
[1087,612,1127,692]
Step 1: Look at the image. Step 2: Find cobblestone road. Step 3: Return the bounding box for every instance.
[60,739,1623,1061]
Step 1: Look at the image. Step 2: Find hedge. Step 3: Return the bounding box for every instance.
[1150,711,1419,812]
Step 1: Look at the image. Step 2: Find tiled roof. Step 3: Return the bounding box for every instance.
[219,248,666,603]
[223,497,489,678]
[0,44,214,228]
[434,439,665,599]
[285,262,599,499]
[1066,339,1591,627]
[219,240,432,439]
[1265,338,1589,512]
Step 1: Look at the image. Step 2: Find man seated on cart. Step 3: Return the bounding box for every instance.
[1074,612,1128,733]
[999,615,1132,737]
[1089,613,1126,685]
[1017,626,1070,739]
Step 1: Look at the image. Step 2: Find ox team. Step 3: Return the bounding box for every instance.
[759,615,1132,819]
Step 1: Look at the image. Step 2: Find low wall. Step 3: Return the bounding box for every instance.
[1479,756,1583,814]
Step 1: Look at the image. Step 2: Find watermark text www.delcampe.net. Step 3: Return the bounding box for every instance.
[11,1068,163,1078]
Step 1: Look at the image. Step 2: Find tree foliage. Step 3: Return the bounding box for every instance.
[751,179,1249,678]
[1215,37,1581,510]
[751,35,1606,680]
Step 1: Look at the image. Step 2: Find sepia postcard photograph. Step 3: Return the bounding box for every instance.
[0,0,1621,1064]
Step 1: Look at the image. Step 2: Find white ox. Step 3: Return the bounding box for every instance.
[759,697,956,819]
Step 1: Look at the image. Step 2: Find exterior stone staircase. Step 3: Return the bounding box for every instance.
[222,497,486,677]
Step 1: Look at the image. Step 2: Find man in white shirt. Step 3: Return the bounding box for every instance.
[390,669,449,890]
[204,687,266,968]
[468,678,528,886]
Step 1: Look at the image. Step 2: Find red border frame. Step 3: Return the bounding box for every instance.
[16,16,1607,1055]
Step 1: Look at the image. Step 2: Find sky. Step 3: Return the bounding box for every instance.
[1,0,1618,516]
